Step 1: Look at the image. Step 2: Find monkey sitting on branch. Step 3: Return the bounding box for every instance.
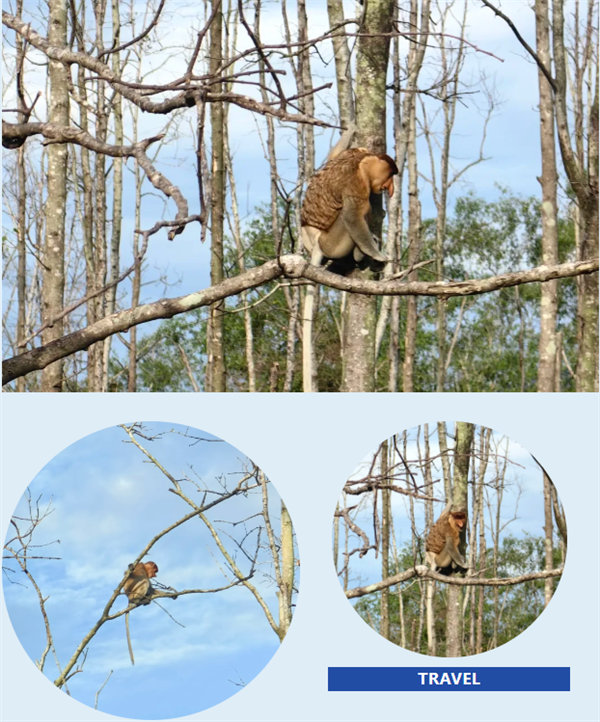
[300,144,398,272]
[121,560,160,665]
[122,561,159,605]
[425,508,468,575]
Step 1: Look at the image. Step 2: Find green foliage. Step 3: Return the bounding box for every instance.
[111,190,578,391]
[378,189,578,391]
[353,533,563,655]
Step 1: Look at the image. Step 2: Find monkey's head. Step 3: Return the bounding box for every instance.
[360,154,399,197]
[449,511,467,529]
[144,561,158,578]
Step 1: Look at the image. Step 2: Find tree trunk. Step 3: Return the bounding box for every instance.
[551,0,598,391]
[206,1,226,392]
[41,0,69,391]
[401,0,428,391]
[535,0,559,391]
[445,421,473,656]
[380,440,390,639]
[341,0,393,392]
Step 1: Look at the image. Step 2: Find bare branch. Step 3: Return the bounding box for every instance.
[346,564,565,599]
[3,255,597,385]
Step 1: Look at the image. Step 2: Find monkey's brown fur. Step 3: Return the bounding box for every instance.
[301,148,398,230]
[425,511,467,572]
[123,561,158,604]
[300,148,399,267]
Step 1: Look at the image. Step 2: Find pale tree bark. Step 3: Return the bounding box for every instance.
[378,26,402,390]
[279,502,295,637]
[206,0,226,392]
[224,124,257,391]
[535,0,560,391]
[41,0,69,391]
[551,0,598,391]
[281,0,309,391]
[14,0,27,392]
[102,0,124,390]
[542,470,554,607]
[445,421,473,656]
[326,0,354,125]
[380,440,391,639]
[341,0,393,392]
[482,0,597,389]
[84,1,110,391]
[473,426,491,654]
[298,0,319,392]
[401,0,428,392]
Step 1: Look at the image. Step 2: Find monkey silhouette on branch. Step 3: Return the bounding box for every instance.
[300,146,399,272]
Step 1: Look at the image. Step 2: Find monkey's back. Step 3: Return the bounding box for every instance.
[425,514,451,555]
[301,148,371,230]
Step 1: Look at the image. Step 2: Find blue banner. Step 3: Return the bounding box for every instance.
[328,667,570,691]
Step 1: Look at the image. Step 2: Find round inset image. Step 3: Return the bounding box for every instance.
[3,422,298,719]
[333,421,566,657]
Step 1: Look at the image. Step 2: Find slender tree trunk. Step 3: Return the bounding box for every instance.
[551,0,598,390]
[102,0,123,390]
[341,0,393,392]
[380,440,390,639]
[445,421,473,656]
[41,0,69,391]
[206,0,226,392]
[279,502,294,637]
[535,0,559,391]
[326,0,354,124]
[542,470,554,606]
[401,0,428,392]
[15,0,27,391]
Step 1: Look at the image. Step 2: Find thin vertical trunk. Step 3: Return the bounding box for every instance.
[380,440,390,639]
[206,0,226,392]
[41,0,69,391]
[15,0,27,391]
[102,0,123,390]
[445,421,473,656]
[341,0,393,392]
[401,0,428,392]
[326,0,354,124]
[542,471,554,606]
[535,0,559,391]
[551,0,598,390]
[279,502,294,637]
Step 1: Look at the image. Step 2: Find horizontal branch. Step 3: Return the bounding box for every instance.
[3,254,597,385]
[304,257,598,296]
[345,564,565,599]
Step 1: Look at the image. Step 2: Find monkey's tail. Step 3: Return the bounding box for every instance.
[125,612,135,665]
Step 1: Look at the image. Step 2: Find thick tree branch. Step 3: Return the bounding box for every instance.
[346,564,565,599]
[3,255,597,385]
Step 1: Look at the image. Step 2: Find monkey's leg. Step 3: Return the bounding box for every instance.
[341,200,389,262]
[443,537,466,569]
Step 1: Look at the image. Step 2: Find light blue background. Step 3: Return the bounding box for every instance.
[2,392,599,722]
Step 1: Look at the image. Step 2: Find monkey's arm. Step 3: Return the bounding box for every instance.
[443,537,466,568]
[341,196,388,262]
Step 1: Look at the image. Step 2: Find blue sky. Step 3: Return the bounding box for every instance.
[3,422,297,719]
[2,1,549,307]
